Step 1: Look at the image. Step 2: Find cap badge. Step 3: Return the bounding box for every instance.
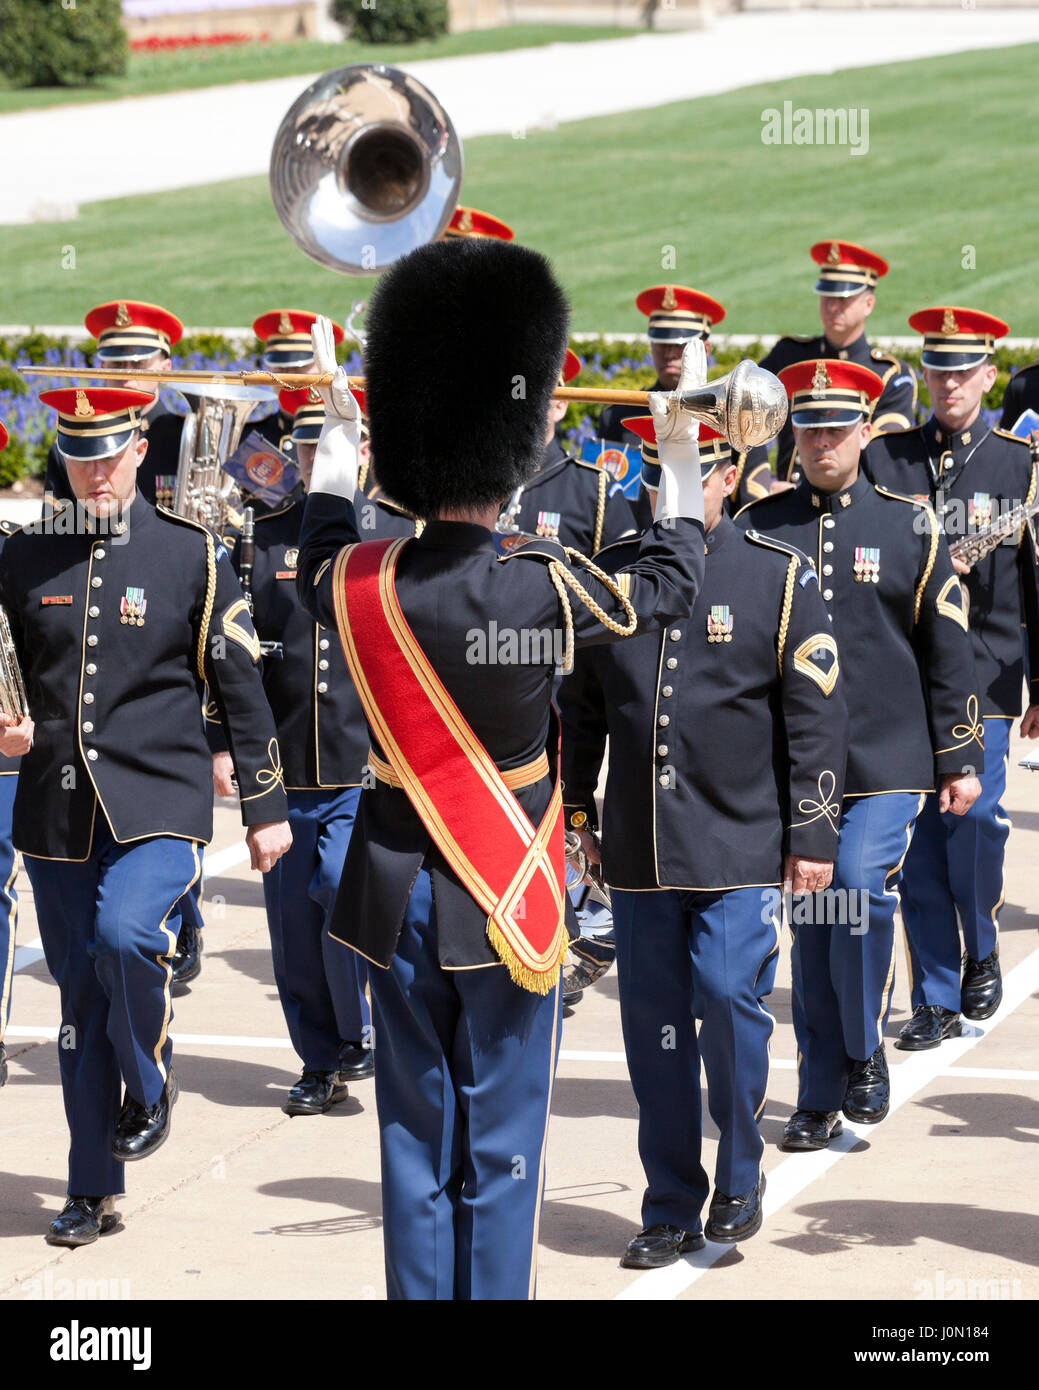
[941,309,959,336]
[707,604,733,643]
[661,285,677,311]
[827,242,841,265]
[853,546,880,583]
[114,301,132,327]
[458,207,473,233]
[305,386,323,405]
[74,389,94,418]
[811,362,831,398]
[278,311,293,335]
[284,547,299,569]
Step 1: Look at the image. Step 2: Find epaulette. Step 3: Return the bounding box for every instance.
[993,427,1032,447]
[572,455,611,476]
[874,483,935,514]
[0,518,24,536]
[590,535,640,567]
[494,531,567,563]
[732,492,781,522]
[742,529,814,569]
[869,347,900,368]
[155,503,223,550]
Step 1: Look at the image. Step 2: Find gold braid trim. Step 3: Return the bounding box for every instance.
[593,468,607,554]
[197,532,217,681]
[561,547,639,633]
[1020,446,1037,547]
[914,504,940,624]
[259,369,335,392]
[777,556,798,676]
[358,455,370,492]
[547,562,575,675]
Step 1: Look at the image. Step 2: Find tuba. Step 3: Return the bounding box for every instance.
[269,64,463,276]
[0,606,28,722]
[171,383,274,532]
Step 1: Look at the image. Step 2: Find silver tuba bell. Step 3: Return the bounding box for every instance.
[172,383,275,532]
[269,63,463,276]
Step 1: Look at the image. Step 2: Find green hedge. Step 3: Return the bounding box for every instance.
[333,0,449,44]
[0,0,127,88]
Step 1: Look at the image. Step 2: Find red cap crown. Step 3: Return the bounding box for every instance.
[0,421,7,452]
[909,305,1007,370]
[779,360,883,428]
[443,206,514,241]
[635,285,725,334]
[560,348,581,386]
[40,387,155,419]
[84,299,183,360]
[253,310,344,345]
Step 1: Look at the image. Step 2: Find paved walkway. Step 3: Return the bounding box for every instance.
[1,9,1036,222]
[1,756,1037,1301]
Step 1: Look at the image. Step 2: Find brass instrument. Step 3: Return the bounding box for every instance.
[269,63,463,275]
[237,506,283,660]
[948,434,1039,569]
[0,606,28,722]
[172,383,274,532]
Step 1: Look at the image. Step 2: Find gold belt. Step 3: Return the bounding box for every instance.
[367,747,550,792]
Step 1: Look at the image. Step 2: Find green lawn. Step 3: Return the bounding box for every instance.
[3,45,1039,334]
[0,27,633,113]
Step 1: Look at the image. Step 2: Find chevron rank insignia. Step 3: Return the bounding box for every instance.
[792,633,840,696]
[936,575,969,631]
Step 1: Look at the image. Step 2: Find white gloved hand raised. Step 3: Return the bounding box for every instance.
[311,315,361,422]
[647,337,706,525]
[308,315,362,499]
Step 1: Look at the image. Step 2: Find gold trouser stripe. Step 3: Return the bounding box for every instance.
[0,854,18,1043]
[367,747,549,793]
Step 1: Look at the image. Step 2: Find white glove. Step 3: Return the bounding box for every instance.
[308,316,362,499]
[311,315,362,423]
[648,338,707,525]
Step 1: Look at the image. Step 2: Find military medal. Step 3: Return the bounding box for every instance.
[707,604,733,642]
[968,492,992,528]
[853,547,880,583]
[120,585,147,626]
[536,511,561,539]
[154,475,177,508]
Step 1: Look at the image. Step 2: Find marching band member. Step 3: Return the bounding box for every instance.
[742,242,917,487]
[297,237,706,1299]
[865,309,1039,1042]
[560,416,846,1265]
[251,310,345,472]
[0,421,21,1089]
[738,361,982,1148]
[0,387,290,1247]
[211,387,376,1114]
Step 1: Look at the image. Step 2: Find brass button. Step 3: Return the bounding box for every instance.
[86,749,98,762]
[319,638,330,651]
[83,692,94,704]
[658,714,670,727]
[94,548,105,559]
[82,721,93,733]
[86,663,97,675]
[658,774,671,787]
[666,658,678,670]
[823,518,835,529]
[88,606,100,618]
[823,564,833,576]
[91,576,102,588]
[318,659,329,671]
[661,685,673,697]
[87,635,98,647]
[823,541,834,553]
[669,629,682,641]
[317,681,328,694]
[657,744,668,757]
[823,588,834,600]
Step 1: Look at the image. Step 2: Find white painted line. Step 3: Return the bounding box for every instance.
[12,937,44,972]
[945,1065,1039,1083]
[616,944,1039,1300]
[559,1050,626,1063]
[202,839,250,879]
[5,1023,293,1049]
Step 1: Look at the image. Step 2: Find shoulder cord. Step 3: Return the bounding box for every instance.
[776,556,798,677]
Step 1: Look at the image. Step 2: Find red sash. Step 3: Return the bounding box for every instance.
[331,538,566,994]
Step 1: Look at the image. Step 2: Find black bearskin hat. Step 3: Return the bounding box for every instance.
[363,237,570,518]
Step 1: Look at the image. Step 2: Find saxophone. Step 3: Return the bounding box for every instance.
[0,606,28,721]
[948,433,1039,568]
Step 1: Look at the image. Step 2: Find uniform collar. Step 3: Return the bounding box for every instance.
[798,468,871,513]
[416,520,496,553]
[925,413,985,454]
[705,511,735,553]
[822,332,870,364]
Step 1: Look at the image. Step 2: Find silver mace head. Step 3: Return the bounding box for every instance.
[674,360,788,453]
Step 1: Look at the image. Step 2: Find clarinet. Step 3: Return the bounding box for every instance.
[239,506,284,659]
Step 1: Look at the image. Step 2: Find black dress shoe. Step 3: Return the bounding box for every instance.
[112,1071,178,1161]
[895,1004,962,1051]
[781,1110,843,1151]
[843,1044,890,1123]
[46,1196,119,1247]
[171,921,202,995]
[0,1040,7,1087]
[283,1070,349,1116]
[620,1224,706,1269]
[335,1042,374,1081]
[705,1172,766,1243]
[961,948,1001,1020]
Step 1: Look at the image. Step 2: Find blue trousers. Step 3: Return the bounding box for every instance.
[168,873,204,938]
[0,773,18,1044]
[367,868,562,1301]
[262,787,369,1070]
[612,887,780,1230]
[900,718,1010,1011]
[24,828,200,1196]
[792,792,923,1111]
